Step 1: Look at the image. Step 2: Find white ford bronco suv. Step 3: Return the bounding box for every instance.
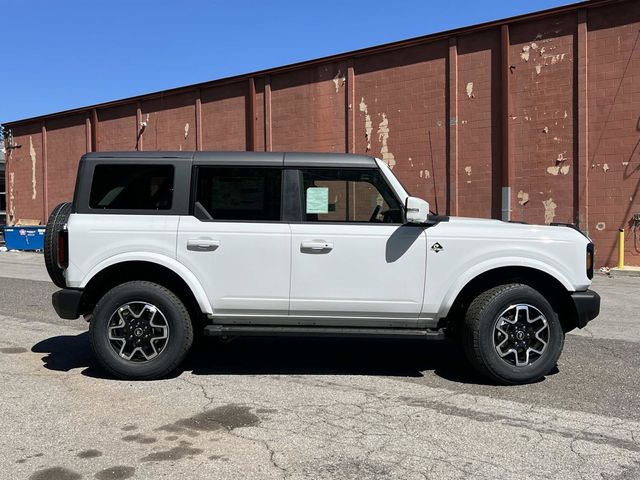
[46,151,599,384]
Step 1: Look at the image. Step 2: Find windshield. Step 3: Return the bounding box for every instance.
[374,159,411,198]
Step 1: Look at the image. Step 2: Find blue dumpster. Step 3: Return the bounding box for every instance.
[3,226,46,251]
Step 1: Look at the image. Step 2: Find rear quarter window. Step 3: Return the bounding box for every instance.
[89,164,174,210]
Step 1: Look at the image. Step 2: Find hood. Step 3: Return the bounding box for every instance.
[438,216,591,243]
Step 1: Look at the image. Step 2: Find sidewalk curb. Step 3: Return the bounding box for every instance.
[609,268,640,278]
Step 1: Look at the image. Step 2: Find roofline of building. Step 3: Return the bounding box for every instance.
[2,0,623,127]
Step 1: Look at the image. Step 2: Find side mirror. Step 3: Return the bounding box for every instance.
[405,196,430,224]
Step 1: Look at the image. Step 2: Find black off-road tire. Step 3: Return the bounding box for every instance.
[44,202,72,288]
[462,283,564,385]
[90,281,194,380]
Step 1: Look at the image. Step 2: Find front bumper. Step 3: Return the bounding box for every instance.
[571,289,601,328]
[52,289,83,320]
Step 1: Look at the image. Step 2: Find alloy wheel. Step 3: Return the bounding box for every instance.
[492,304,549,367]
[107,302,170,362]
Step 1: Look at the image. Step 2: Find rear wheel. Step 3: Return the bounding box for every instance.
[90,281,193,380]
[44,202,71,288]
[462,283,564,385]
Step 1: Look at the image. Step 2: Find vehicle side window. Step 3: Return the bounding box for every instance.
[195,167,282,221]
[89,164,174,210]
[300,168,402,223]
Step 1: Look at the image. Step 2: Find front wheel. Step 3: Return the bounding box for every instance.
[462,283,564,385]
[90,281,193,380]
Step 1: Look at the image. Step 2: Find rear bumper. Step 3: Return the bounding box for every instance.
[52,289,83,320]
[571,289,601,328]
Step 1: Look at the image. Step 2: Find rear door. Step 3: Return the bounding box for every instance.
[288,166,427,327]
[177,163,291,319]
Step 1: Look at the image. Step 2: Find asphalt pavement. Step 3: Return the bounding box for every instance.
[0,252,639,480]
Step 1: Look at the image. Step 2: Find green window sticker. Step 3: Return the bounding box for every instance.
[306,187,329,214]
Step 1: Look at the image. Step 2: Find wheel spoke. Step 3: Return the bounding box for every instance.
[499,314,517,325]
[138,346,155,361]
[495,337,509,352]
[498,347,516,359]
[516,305,529,323]
[120,345,137,361]
[535,328,549,346]
[528,346,545,355]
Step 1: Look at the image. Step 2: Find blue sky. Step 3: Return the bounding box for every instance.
[1,0,575,123]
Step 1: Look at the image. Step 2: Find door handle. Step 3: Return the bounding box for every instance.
[187,239,220,251]
[300,240,333,252]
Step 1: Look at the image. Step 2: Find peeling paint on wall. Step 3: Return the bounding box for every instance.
[547,164,570,175]
[332,70,345,93]
[521,39,566,75]
[603,163,610,172]
[546,151,570,175]
[8,172,15,224]
[29,136,37,200]
[517,190,530,205]
[466,82,474,99]
[520,42,539,62]
[542,53,567,65]
[464,166,472,176]
[377,113,396,169]
[542,198,557,224]
[184,123,190,139]
[596,222,606,231]
[359,98,372,151]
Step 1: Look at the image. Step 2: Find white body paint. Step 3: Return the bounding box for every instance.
[65,158,592,328]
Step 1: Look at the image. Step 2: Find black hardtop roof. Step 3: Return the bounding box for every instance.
[80,151,378,168]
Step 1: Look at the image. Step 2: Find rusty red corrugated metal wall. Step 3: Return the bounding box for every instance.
[3,0,640,267]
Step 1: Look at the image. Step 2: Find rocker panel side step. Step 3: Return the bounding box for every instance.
[203,325,443,339]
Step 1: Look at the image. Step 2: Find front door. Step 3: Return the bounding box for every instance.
[289,167,427,327]
[177,166,290,318]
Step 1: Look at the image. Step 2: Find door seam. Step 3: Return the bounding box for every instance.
[287,222,292,317]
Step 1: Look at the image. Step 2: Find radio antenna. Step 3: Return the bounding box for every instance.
[428,130,439,214]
